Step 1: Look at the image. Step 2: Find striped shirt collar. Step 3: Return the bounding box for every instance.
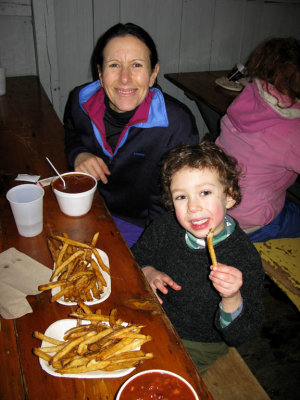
[185,215,236,249]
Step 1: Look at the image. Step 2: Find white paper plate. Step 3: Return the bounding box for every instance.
[215,76,243,91]
[39,319,136,378]
[51,248,111,306]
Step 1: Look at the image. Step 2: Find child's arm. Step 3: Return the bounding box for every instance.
[209,264,242,313]
[142,266,182,304]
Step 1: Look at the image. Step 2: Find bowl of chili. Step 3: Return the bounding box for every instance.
[116,369,199,400]
[52,172,97,217]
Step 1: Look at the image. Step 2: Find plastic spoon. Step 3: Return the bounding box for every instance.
[45,157,66,188]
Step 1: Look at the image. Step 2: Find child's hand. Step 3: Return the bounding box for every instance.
[209,264,243,311]
[142,266,182,304]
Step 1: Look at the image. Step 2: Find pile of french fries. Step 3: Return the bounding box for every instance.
[33,303,153,374]
[39,232,109,303]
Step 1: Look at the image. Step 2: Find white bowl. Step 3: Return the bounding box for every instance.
[52,172,97,217]
[116,369,199,400]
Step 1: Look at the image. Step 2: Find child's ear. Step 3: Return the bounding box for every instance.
[226,194,236,210]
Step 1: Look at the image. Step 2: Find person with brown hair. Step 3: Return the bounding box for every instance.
[216,37,300,242]
[64,23,199,247]
[132,141,264,374]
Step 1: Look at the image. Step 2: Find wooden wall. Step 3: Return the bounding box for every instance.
[1,0,300,137]
[0,0,36,76]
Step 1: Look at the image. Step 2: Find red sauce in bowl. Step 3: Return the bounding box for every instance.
[119,371,197,400]
[52,174,95,193]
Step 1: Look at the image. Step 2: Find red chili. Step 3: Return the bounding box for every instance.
[119,372,196,400]
[53,174,95,193]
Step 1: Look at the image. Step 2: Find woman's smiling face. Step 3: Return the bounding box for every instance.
[98,35,159,113]
[170,167,236,238]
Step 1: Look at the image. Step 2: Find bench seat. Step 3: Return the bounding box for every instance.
[202,347,270,399]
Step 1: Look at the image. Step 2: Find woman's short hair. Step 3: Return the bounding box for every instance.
[92,22,158,78]
[246,37,300,103]
[161,141,242,210]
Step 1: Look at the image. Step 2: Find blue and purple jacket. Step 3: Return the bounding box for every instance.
[64,81,199,226]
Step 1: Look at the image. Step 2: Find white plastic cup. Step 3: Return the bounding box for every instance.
[6,184,45,237]
[0,67,6,96]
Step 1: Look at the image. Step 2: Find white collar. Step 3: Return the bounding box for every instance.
[255,79,300,119]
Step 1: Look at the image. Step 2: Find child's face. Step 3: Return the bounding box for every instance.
[170,167,236,238]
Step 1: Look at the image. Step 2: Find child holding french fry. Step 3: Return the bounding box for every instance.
[131,141,264,374]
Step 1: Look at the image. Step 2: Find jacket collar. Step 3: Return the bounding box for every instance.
[78,81,169,157]
[79,80,169,127]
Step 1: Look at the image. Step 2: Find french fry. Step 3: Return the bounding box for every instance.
[38,281,68,291]
[51,250,84,281]
[58,360,111,375]
[77,328,113,355]
[100,337,151,360]
[106,324,143,337]
[83,289,93,302]
[109,308,117,327]
[51,286,73,303]
[107,350,145,361]
[56,242,69,267]
[103,352,154,371]
[33,331,63,346]
[90,259,106,287]
[103,360,141,371]
[38,344,66,353]
[207,228,217,266]
[66,257,81,277]
[68,270,94,281]
[64,356,91,368]
[33,348,52,362]
[90,279,103,299]
[91,232,99,247]
[64,326,91,340]
[92,249,110,275]
[52,235,92,249]
[33,306,154,375]
[69,313,110,322]
[51,331,96,364]
[77,301,93,315]
[47,238,59,263]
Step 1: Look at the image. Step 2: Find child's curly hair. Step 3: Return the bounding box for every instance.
[161,141,242,210]
[246,37,300,104]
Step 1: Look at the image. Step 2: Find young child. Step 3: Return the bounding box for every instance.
[216,37,300,241]
[131,141,265,374]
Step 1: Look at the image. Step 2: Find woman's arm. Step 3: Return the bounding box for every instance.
[63,87,111,183]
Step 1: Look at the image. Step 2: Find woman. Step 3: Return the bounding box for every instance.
[216,37,300,242]
[64,23,199,246]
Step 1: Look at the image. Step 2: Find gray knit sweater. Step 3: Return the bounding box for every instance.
[132,212,264,346]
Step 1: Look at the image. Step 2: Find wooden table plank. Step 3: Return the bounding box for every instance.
[0,319,24,400]
[0,76,66,179]
[165,71,239,115]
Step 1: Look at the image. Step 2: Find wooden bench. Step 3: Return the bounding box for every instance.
[254,238,300,311]
[202,347,270,399]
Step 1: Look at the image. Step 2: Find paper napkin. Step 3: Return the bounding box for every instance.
[0,248,52,319]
